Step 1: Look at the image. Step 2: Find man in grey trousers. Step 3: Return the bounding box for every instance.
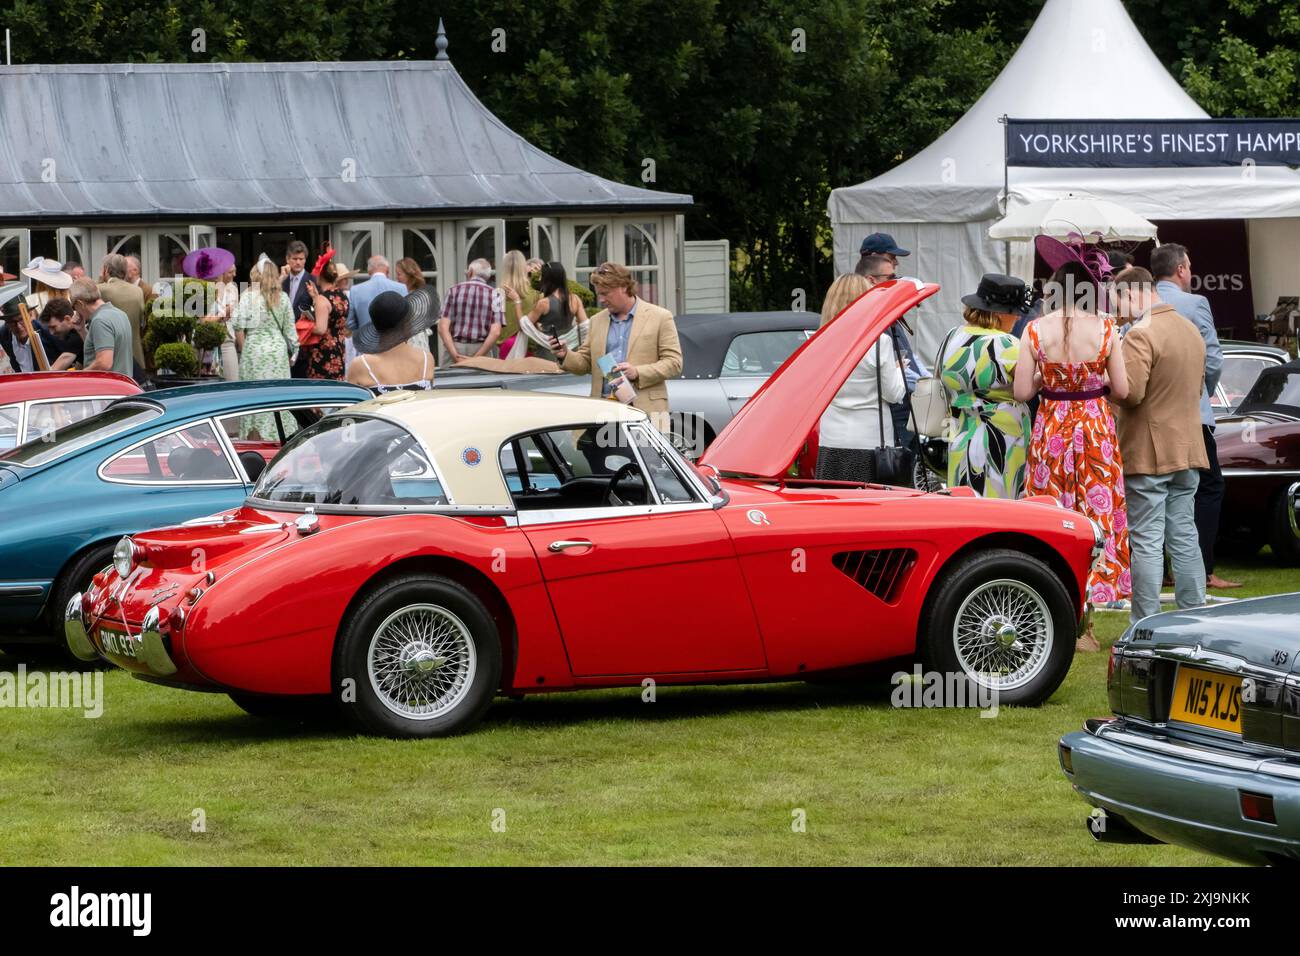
[1111,268,1209,624]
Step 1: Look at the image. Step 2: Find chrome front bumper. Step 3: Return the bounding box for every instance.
[64,593,98,661]
[64,591,179,676]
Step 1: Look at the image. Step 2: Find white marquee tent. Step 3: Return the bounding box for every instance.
[829,0,1300,362]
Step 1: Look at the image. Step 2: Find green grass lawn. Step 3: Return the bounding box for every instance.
[0,555,1292,866]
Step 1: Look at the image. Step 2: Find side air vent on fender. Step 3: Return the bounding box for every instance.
[832,549,918,603]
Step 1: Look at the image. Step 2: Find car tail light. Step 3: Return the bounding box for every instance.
[1107,645,1117,687]
[1058,743,1073,774]
[1239,791,1276,824]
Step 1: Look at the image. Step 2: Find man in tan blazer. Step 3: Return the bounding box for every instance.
[552,262,682,431]
[1111,267,1209,624]
[98,253,146,372]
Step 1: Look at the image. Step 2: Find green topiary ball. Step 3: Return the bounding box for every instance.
[192,321,228,350]
[147,312,197,342]
[153,341,200,377]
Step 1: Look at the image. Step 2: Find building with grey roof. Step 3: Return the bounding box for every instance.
[0,25,698,309]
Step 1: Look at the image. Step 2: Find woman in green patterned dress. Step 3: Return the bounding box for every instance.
[234,256,298,439]
[938,274,1034,499]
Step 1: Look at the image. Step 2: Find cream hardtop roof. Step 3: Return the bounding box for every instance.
[332,390,649,509]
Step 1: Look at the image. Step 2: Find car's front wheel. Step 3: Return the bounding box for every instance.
[920,548,1076,706]
[334,574,501,738]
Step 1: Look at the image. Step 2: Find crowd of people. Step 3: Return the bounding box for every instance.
[827,234,1232,649]
[0,243,682,424]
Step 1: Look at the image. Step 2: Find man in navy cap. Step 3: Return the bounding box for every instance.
[858,232,910,267]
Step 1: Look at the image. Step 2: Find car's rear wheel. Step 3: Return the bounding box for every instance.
[334,574,501,738]
[920,548,1076,706]
[1268,486,1300,565]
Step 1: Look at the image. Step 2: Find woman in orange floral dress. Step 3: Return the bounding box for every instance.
[1015,262,1131,651]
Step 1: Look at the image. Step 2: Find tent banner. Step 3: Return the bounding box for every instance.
[1007,119,1300,168]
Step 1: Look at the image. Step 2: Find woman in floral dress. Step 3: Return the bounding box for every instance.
[305,260,350,380]
[940,275,1035,499]
[234,256,298,439]
[1015,262,1131,650]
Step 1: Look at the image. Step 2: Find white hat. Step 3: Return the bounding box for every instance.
[21,256,72,290]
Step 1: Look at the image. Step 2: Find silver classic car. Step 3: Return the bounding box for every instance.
[432,311,818,457]
[1060,592,1300,865]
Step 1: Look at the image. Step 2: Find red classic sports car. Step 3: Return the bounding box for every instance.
[0,371,140,450]
[67,281,1103,737]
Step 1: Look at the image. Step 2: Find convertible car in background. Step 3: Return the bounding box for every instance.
[1215,357,1300,564]
[0,371,140,450]
[0,379,369,651]
[433,310,819,456]
[1060,592,1300,865]
[69,281,1103,737]
[1212,341,1290,418]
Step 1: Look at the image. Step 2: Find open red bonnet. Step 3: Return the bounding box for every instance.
[700,279,940,478]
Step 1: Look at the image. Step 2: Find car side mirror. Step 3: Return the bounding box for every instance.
[701,462,722,494]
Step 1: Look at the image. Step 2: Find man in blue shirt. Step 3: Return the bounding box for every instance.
[1150,242,1237,590]
[347,255,408,333]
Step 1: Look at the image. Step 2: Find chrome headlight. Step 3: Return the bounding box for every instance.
[112,536,140,577]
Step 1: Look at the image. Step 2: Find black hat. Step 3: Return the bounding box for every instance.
[354,288,434,354]
[859,232,910,257]
[961,274,1032,316]
[0,281,26,320]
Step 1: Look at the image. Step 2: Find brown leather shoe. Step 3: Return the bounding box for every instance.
[1207,574,1243,590]
[1075,622,1101,653]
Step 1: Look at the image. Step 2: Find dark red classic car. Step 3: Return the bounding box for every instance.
[67,281,1104,737]
[1215,358,1300,564]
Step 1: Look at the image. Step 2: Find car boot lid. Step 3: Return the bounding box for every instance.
[1125,592,1300,674]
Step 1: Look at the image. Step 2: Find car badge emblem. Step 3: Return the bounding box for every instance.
[461,446,482,467]
[746,509,770,526]
[1062,519,1075,530]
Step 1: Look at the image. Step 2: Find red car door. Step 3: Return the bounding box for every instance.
[522,509,767,677]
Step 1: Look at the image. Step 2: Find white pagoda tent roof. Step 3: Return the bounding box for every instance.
[828,0,1300,360]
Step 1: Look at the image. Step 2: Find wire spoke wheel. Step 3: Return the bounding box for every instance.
[952,578,1053,692]
[366,603,477,720]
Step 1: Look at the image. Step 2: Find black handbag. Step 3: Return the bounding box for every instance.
[873,338,916,486]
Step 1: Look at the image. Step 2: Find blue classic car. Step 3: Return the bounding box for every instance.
[0,379,369,651]
[1059,593,1300,865]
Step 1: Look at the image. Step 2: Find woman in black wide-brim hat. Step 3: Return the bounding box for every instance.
[346,290,435,394]
[937,273,1034,501]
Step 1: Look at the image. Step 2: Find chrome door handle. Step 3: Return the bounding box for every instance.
[548,539,594,553]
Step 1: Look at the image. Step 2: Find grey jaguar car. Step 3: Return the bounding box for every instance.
[432,310,818,457]
[1060,592,1300,865]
